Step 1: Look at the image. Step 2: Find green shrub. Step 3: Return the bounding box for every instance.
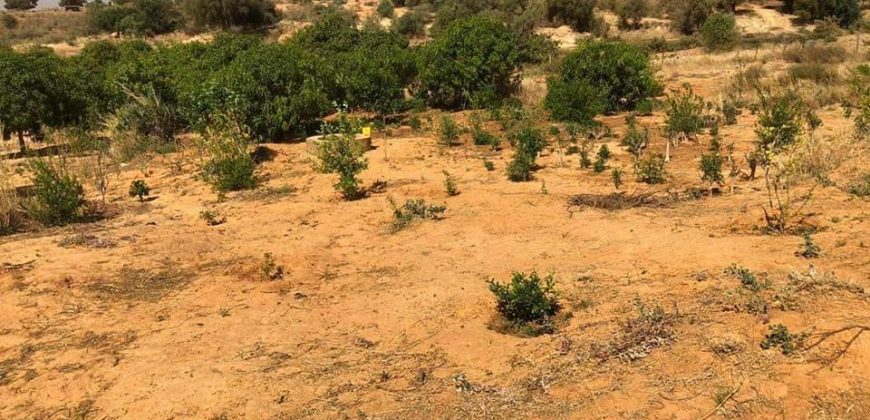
[418,16,522,109]
[392,10,425,38]
[664,85,706,141]
[27,159,86,227]
[621,115,649,157]
[128,179,151,202]
[181,0,277,31]
[721,95,741,125]
[5,0,37,11]
[389,197,446,232]
[545,41,659,122]
[724,264,763,291]
[618,0,648,30]
[635,153,667,184]
[443,170,459,196]
[438,114,461,146]
[755,91,803,154]
[199,208,226,226]
[792,0,860,27]
[593,144,611,172]
[668,0,715,35]
[483,159,496,171]
[546,0,606,33]
[507,126,546,182]
[86,0,182,36]
[700,12,738,52]
[796,233,821,258]
[488,271,561,335]
[377,0,395,18]
[198,115,257,192]
[761,324,804,355]
[314,115,369,200]
[611,168,624,189]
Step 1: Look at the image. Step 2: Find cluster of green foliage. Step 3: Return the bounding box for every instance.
[507,126,546,182]
[314,114,368,200]
[621,115,649,158]
[546,41,659,124]
[664,85,706,141]
[761,324,804,355]
[392,10,425,38]
[418,16,522,109]
[724,264,763,291]
[669,0,715,35]
[128,179,151,201]
[700,12,738,51]
[635,153,667,184]
[617,0,648,30]
[699,135,724,192]
[796,233,821,258]
[754,91,804,154]
[181,0,277,31]
[86,0,181,36]
[198,114,258,192]
[27,159,86,227]
[791,0,860,27]
[438,114,461,146]
[488,271,561,335]
[4,0,37,11]
[389,197,446,232]
[546,0,605,33]
[593,144,610,173]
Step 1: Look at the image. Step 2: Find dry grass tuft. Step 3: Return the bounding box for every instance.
[86,265,191,302]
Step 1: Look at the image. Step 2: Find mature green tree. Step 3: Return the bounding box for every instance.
[4,0,37,11]
[793,0,860,27]
[86,0,181,36]
[0,48,83,152]
[418,16,522,109]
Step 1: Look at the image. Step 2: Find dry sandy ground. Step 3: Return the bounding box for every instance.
[1,40,869,420]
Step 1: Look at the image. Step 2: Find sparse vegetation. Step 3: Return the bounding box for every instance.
[389,197,447,232]
[27,159,86,227]
[635,153,667,184]
[700,12,738,52]
[443,170,459,196]
[314,114,369,200]
[761,324,805,355]
[198,115,257,192]
[796,233,821,258]
[199,209,226,226]
[507,126,546,182]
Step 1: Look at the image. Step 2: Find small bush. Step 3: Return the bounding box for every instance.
[488,271,561,335]
[721,95,742,125]
[848,173,870,197]
[700,12,738,52]
[198,116,257,192]
[611,168,623,189]
[389,197,446,232]
[377,0,395,18]
[181,0,277,31]
[622,115,649,158]
[792,0,860,27]
[699,136,724,192]
[438,114,461,146]
[635,153,667,184]
[443,170,459,196]
[796,233,821,258]
[755,91,803,154]
[547,0,606,33]
[668,0,714,35]
[618,0,648,30]
[664,85,706,141]
[128,179,151,202]
[392,10,425,38]
[199,209,226,226]
[761,324,804,355]
[315,116,369,200]
[724,264,763,291]
[483,159,495,171]
[27,159,86,227]
[507,126,546,182]
[260,252,284,280]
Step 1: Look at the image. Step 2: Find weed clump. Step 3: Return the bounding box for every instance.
[260,253,284,281]
[314,114,369,200]
[389,197,446,232]
[595,298,678,362]
[488,271,561,336]
[725,264,764,292]
[761,324,805,355]
[796,233,821,258]
[199,209,226,226]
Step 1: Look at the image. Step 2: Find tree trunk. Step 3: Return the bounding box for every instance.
[17,131,26,153]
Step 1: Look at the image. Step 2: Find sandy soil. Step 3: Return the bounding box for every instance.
[1,32,869,420]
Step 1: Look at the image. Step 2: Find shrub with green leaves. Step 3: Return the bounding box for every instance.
[796,233,821,258]
[700,12,738,52]
[621,115,649,158]
[699,136,724,193]
[754,91,803,154]
[198,114,257,192]
[443,170,459,196]
[507,126,546,182]
[664,85,706,141]
[377,0,395,17]
[761,324,804,355]
[181,0,277,31]
[86,0,182,36]
[389,197,446,232]
[545,41,659,123]
[418,16,522,109]
[488,271,561,335]
[27,159,86,227]
[438,114,461,146]
[315,115,369,200]
[392,10,425,38]
[618,0,648,30]
[546,0,606,34]
[635,153,667,184]
[668,0,715,35]
[129,179,151,202]
[792,0,860,27]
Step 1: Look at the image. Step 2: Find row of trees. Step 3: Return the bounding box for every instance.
[0,14,568,151]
